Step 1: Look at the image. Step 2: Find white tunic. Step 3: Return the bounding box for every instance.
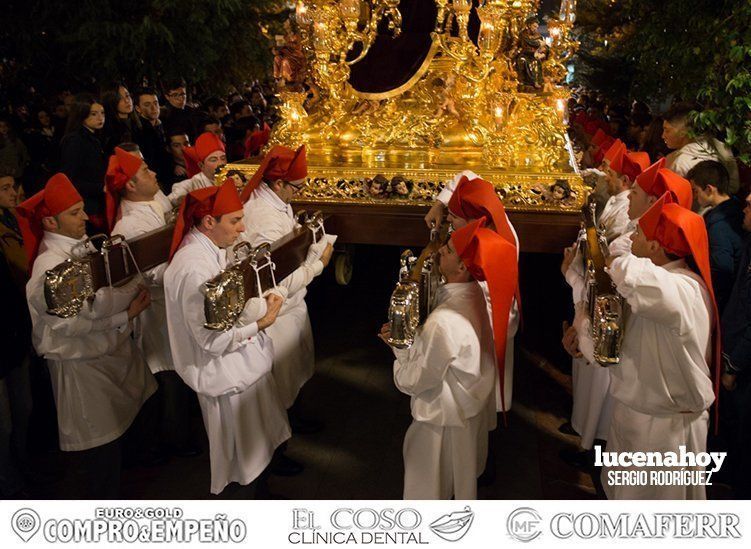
[112,193,173,374]
[598,190,631,243]
[166,172,215,207]
[26,232,156,451]
[563,191,631,448]
[239,184,324,408]
[576,254,714,499]
[565,243,616,449]
[164,229,290,494]
[392,282,496,500]
[437,171,520,414]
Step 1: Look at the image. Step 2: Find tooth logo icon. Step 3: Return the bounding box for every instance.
[430,506,475,542]
[11,508,41,542]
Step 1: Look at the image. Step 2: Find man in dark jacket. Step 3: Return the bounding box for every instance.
[721,190,751,497]
[0,175,33,497]
[134,88,171,190]
[159,78,199,141]
[688,160,744,313]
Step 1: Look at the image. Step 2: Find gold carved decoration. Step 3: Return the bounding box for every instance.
[263,0,583,213]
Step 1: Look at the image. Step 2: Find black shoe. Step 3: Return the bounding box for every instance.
[558,421,578,436]
[559,448,594,471]
[290,414,324,435]
[270,453,304,477]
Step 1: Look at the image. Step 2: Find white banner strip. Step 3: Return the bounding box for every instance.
[1,500,746,548]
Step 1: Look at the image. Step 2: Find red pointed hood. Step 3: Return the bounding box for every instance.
[451,218,519,415]
[639,193,721,428]
[15,173,83,268]
[241,144,307,202]
[169,179,243,260]
[105,147,144,231]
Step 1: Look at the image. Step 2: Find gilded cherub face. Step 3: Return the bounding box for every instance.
[229,173,245,192]
[552,185,567,200]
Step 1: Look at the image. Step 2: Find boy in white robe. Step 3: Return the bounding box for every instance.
[380,218,517,499]
[559,143,650,468]
[18,173,156,498]
[567,193,719,499]
[563,161,694,465]
[107,146,198,456]
[164,180,290,495]
[167,132,226,206]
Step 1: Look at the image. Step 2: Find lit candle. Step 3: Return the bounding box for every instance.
[494,106,504,128]
[556,98,567,123]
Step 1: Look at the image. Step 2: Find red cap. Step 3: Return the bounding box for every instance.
[169,179,244,259]
[655,169,693,210]
[584,119,609,137]
[241,144,307,201]
[448,176,516,248]
[195,132,225,161]
[244,122,271,158]
[634,158,665,196]
[15,173,83,268]
[183,147,201,178]
[602,139,626,167]
[182,132,226,178]
[620,151,651,182]
[451,218,519,415]
[591,128,610,148]
[105,147,144,231]
[638,193,721,425]
[637,162,692,209]
[593,135,616,165]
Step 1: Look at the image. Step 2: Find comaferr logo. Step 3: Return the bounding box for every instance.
[550,513,742,539]
[507,507,542,542]
[429,507,475,542]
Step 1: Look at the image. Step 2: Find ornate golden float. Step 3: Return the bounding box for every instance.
[222,0,583,253]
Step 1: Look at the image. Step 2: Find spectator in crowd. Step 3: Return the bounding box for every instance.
[23,108,61,195]
[196,116,223,139]
[720,190,751,498]
[640,116,670,162]
[687,160,744,313]
[0,174,33,499]
[59,93,108,232]
[249,87,268,119]
[663,102,740,194]
[626,111,652,151]
[101,83,141,155]
[0,116,30,183]
[51,101,69,137]
[133,87,170,187]
[160,78,198,140]
[164,128,191,191]
[224,101,259,161]
[204,97,230,124]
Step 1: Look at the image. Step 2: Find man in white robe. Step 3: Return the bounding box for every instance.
[239,145,333,431]
[560,143,650,468]
[380,218,517,499]
[164,180,290,495]
[167,132,226,206]
[18,173,156,498]
[568,194,718,499]
[107,146,198,456]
